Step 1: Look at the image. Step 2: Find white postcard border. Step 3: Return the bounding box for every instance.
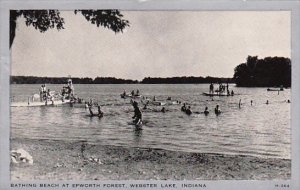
[0,0,299,189]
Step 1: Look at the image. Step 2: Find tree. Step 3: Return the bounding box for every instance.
[246,55,258,73]
[10,10,130,48]
[233,56,291,87]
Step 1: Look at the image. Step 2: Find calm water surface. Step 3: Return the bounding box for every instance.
[10,84,291,159]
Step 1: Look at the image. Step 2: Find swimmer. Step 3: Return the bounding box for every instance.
[84,101,89,109]
[181,103,187,112]
[266,100,269,105]
[97,105,104,118]
[185,106,192,115]
[161,107,166,113]
[89,105,103,118]
[143,104,148,110]
[214,105,221,115]
[251,100,253,106]
[203,107,209,115]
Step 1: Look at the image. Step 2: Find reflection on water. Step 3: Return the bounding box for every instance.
[133,128,143,145]
[10,84,291,159]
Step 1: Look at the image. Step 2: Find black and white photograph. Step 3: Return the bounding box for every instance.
[1,1,299,189]
[8,9,292,181]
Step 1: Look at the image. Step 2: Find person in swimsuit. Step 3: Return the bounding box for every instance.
[132,101,142,125]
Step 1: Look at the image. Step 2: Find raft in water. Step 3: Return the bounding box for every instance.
[202,92,233,97]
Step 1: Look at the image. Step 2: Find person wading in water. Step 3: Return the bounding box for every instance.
[132,101,142,125]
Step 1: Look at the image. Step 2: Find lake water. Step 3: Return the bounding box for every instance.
[10,84,291,159]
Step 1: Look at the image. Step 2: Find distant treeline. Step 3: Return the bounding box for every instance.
[11,76,233,84]
[141,76,233,84]
[233,56,291,87]
[10,76,138,84]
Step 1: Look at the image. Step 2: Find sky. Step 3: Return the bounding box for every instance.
[11,11,291,80]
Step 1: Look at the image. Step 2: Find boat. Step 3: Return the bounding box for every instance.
[120,94,142,99]
[267,88,284,91]
[202,92,232,97]
[168,101,181,105]
[152,101,167,106]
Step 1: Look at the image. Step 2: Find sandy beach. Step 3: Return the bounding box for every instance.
[10,138,290,180]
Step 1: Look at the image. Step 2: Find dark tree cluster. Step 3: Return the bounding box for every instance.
[233,56,291,87]
[141,76,234,84]
[10,76,138,84]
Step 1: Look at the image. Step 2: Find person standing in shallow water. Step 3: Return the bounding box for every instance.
[39,85,43,102]
[209,83,214,94]
[132,101,142,125]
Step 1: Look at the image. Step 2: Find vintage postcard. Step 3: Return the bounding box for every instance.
[0,0,299,190]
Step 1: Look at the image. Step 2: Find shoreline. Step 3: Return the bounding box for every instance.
[10,138,291,180]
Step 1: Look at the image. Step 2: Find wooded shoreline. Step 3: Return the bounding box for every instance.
[10,76,234,85]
